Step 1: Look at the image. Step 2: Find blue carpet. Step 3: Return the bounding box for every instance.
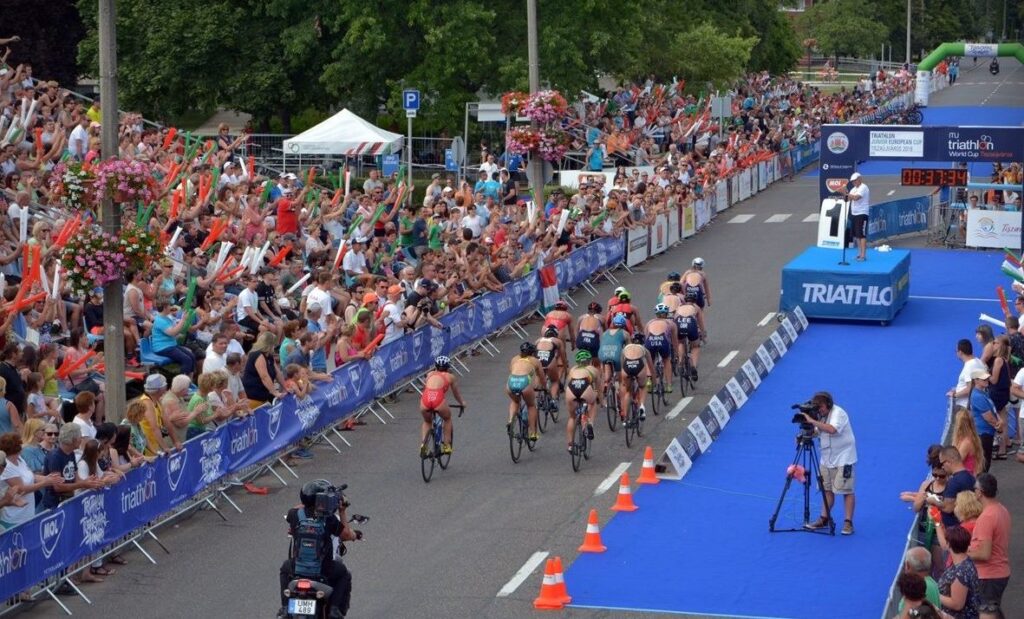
[565,250,1004,618]
[804,106,1024,178]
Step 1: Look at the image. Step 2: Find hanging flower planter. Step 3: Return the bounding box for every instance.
[59,223,159,296]
[92,158,156,204]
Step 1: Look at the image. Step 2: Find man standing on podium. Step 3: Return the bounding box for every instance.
[839,172,871,262]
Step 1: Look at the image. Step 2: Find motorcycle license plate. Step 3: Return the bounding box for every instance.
[288,599,317,615]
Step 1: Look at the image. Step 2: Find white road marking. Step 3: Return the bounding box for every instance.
[758,312,775,326]
[728,214,755,224]
[667,396,694,420]
[886,190,895,196]
[496,551,550,597]
[717,350,739,367]
[765,214,792,223]
[595,462,631,496]
[802,213,819,223]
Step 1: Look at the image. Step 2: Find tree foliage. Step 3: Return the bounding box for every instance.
[2,0,84,86]
[799,0,890,60]
[74,0,798,131]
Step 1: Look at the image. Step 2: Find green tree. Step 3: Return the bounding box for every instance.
[668,22,758,91]
[799,0,890,61]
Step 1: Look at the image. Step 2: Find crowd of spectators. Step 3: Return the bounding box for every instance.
[892,319,1020,618]
[0,41,917,594]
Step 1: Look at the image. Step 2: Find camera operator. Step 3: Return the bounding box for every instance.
[801,391,858,536]
[278,480,361,619]
[403,279,443,330]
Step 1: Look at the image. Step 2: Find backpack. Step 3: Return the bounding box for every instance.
[292,511,327,579]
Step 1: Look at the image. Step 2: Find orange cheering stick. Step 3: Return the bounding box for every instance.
[268,245,292,266]
[997,286,1010,317]
[57,349,97,380]
[361,333,385,357]
[162,127,178,150]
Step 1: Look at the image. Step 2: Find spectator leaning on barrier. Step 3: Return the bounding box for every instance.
[968,472,1011,619]
[897,546,941,613]
[950,339,986,409]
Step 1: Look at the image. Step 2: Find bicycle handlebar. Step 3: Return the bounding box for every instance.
[451,403,465,417]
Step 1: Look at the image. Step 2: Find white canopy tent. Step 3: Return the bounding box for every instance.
[282,108,403,156]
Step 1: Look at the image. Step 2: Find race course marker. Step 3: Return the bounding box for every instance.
[496,550,549,597]
[717,350,739,367]
[595,462,631,496]
[666,396,694,420]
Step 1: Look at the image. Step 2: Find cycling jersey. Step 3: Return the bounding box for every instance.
[675,312,699,341]
[598,329,629,370]
[576,329,599,356]
[644,331,671,358]
[420,372,451,410]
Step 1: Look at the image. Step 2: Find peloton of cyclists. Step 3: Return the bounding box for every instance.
[419,356,467,456]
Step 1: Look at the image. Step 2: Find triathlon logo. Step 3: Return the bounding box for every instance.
[975,217,997,239]
[826,132,849,154]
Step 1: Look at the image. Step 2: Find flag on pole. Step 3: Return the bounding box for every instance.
[539,264,560,313]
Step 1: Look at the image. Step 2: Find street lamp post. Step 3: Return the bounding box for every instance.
[98,0,126,423]
[526,0,544,214]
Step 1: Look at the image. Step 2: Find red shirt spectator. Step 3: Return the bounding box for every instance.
[276,196,298,235]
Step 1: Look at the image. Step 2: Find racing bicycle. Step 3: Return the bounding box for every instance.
[603,362,619,432]
[623,373,644,448]
[421,404,464,483]
[570,400,592,472]
[508,393,538,463]
[649,355,669,415]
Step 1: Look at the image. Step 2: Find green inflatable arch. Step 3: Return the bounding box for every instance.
[915,42,1024,106]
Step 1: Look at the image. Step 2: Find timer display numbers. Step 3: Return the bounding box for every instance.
[900,168,968,187]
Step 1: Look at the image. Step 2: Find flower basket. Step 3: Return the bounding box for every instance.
[92,158,156,204]
[59,224,159,297]
[521,90,568,124]
[50,161,94,211]
[501,91,530,116]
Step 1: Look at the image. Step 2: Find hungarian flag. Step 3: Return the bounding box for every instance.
[539,264,560,312]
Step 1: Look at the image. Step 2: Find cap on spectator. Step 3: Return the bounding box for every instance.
[278,172,288,179]
[223,160,236,169]
[307,302,322,313]
[362,292,379,305]
[278,298,292,309]
[89,121,101,128]
[285,173,298,180]
[442,187,453,194]
[850,172,862,181]
[91,287,103,296]
[144,374,168,392]
[970,369,990,380]
[352,235,368,244]
[387,284,402,295]
[431,173,441,179]
[484,237,494,244]
[420,278,434,290]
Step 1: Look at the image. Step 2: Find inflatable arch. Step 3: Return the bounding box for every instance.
[915,42,1024,106]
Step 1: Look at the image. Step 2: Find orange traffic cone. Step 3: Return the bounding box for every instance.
[551,556,572,604]
[533,558,565,609]
[637,446,660,484]
[578,508,607,552]
[610,473,639,512]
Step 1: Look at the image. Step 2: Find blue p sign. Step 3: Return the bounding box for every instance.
[403,89,420,111]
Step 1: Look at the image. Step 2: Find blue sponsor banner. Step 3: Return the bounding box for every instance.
[381,154,400,178]
[779,247,910,322]
[867,195,931,242]
[0,237,625,599]
[791,141,820,172]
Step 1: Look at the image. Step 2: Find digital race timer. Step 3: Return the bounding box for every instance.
[900,168,968,187]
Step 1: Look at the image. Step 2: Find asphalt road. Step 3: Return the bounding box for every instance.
[20,68,1023,619]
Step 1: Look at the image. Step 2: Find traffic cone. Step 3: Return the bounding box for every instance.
[578,509,607,553]
[637,446,660,484]
[610,473,639,512]
[551,556,572,604]
[533,558,565,609]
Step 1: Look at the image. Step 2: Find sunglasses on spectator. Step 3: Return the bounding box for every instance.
[45,431,59,436]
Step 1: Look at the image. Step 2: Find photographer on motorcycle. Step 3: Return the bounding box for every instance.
[278,480,361,619]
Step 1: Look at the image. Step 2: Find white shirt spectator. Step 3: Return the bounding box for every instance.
[68,123,89,158]
[306,287,334,322]
[849,182,871,216]
[381,300,404,344]
[235,287,260,322]
[342,249,366,275]
[1,455,36,525]
[461,213,483,238]
[203,348,228,373]
[479,161,498,181]
[819,404,857,468]
[72,414,97,441]
[955,357,986,408]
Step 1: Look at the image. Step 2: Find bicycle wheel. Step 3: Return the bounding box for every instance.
[525,405,538,452]
[537,391,549,433]
[438,422,452,470]
[547,389,560,423]
[625,400,636,448]
[509,407,524,464]
[571,412,585,472]
[650,375,662,416]
[421,428,436,483]
[605,383,618,432]
[635,398,645,439]
[677,355,688,398]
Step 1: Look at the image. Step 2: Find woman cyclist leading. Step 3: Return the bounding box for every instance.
[419,356,466,456]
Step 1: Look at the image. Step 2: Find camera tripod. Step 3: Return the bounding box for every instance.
[768,433,835,535]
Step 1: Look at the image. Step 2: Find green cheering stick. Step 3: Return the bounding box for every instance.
[346,214,364,237]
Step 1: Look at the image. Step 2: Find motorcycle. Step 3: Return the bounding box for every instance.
[282,510,369,619]
[990,60,1000,75]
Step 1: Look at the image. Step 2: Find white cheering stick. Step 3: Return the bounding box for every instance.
[214,241,233,275]
[285,273,310,296]
[18,211,27,244]
[250,240,270,274]
[527,201,536,225]
[39,262,50,295]
[979,313,1005,330]
[555,208,570,236]
[51,264,60,299]
[165,226,182,255]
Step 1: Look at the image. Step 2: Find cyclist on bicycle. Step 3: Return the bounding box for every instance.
[419,356,466,456]
[620,332,654,422]
[598,314,630,386]
[661,281,683,314]
[576,302,603,365]
[645,303,678,393]
[536,326,567,405]
[607,286,627,312]
[657,271,681,300]
[606,291,642,334]
[565,350,601,450]
[542,300,576,349]
[682,257,711,309]
[675,291,705,381]
[506,342,546,442]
